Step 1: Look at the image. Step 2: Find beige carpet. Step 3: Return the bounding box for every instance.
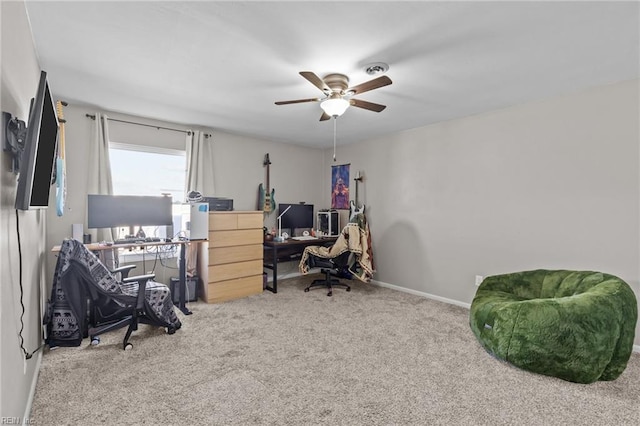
[31,275,640,425]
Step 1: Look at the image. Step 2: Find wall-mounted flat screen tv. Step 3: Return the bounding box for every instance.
[15,70,60,210]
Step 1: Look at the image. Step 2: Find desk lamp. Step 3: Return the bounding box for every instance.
[275,205,292,242]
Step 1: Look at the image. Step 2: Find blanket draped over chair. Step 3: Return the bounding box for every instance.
[299,213,375,282]
[45,239,181,347]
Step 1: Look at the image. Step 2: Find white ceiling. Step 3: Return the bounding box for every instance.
[24,1,640,148]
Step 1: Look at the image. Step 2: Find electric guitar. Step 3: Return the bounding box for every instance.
[257,153,276,213]
[55,100,67,217]
[349,171,365,219]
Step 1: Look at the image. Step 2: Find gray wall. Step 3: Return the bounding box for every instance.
[1,1,47,419]
[323,79,640,347]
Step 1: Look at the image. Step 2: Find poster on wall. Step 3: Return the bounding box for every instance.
[331,164,350,209]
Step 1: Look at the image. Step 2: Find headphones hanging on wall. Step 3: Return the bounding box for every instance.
[3,112,27,174]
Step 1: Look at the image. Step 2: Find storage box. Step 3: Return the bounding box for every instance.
[169,276,199,303]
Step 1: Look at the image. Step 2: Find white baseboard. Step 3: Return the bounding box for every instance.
[371,279,471,309]
[371,279,640,353]
[23,350,43,423]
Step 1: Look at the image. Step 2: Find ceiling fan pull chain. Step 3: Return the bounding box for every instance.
[333,117,337,161]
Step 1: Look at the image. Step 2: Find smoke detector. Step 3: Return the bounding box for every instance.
[364,62,389,75]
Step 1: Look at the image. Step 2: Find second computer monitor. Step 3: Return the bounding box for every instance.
[279,203,314,231]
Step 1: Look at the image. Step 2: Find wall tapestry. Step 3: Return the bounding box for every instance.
[331,163,350,209]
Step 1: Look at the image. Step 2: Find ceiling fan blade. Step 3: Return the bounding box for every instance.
[350,98,387,112]
[275,97,321,105]
[300,71,331,94]
[319,112,331,121]
[347,75,392,95]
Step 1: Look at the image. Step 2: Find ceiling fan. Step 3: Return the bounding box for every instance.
[275,71,392,121]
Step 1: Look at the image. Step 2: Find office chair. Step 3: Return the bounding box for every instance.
[46,239,181,350]
[304,251,353,296]
[299,212,375,293]
[110,264,136,280]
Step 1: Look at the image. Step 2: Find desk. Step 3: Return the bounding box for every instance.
[52,239,201,315]
[263,237,337,293]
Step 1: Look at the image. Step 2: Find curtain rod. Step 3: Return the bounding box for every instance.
[85,114,211,138]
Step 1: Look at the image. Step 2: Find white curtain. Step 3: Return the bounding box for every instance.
[185,130,215,198]
[184,130,214,275]
[87,113,115,245]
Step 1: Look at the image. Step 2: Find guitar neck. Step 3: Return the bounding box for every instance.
[353,175,362,206]
[355,181,358,205]
[55,101,66,158]
[263,153,273,191]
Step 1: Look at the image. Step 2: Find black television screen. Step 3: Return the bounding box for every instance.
[279,203,314,230]
[87,194,173,229]
[15,70,60,210]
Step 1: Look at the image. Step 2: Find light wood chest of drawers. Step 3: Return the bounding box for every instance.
[197,211,264,303]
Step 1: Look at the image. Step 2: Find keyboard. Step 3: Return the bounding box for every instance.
[113,237,162,245]
[291,236,318,241]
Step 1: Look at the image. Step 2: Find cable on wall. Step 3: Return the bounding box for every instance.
[15,210,44,359]
[333,117,337,162]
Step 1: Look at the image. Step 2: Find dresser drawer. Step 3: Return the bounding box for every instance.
[208,244,262,265]
[208,259,263,282]
[209,229,262,248]
[209,213,238,231]
[209,211,263,231]
[237,212,263,229]
[203,275,263,303]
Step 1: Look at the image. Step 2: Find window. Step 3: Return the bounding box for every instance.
[109,143,188,240]
[110,143,185,199]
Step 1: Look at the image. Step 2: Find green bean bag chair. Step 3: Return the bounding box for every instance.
[470,270,637,383]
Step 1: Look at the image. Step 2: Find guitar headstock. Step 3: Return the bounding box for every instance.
[55,100,68,123]
[263,153,271,166]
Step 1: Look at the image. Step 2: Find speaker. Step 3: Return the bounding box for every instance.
[72,223,83,241]
[169,276,198,303]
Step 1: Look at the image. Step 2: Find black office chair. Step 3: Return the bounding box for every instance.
[110,264,136,280]
[304,251,353,296]
[46,239,181,350]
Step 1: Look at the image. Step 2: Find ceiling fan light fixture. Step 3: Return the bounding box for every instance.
[321,98,350,117]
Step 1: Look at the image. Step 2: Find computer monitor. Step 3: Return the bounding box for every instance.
[87,194,173,229]
[279,203,314,231]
